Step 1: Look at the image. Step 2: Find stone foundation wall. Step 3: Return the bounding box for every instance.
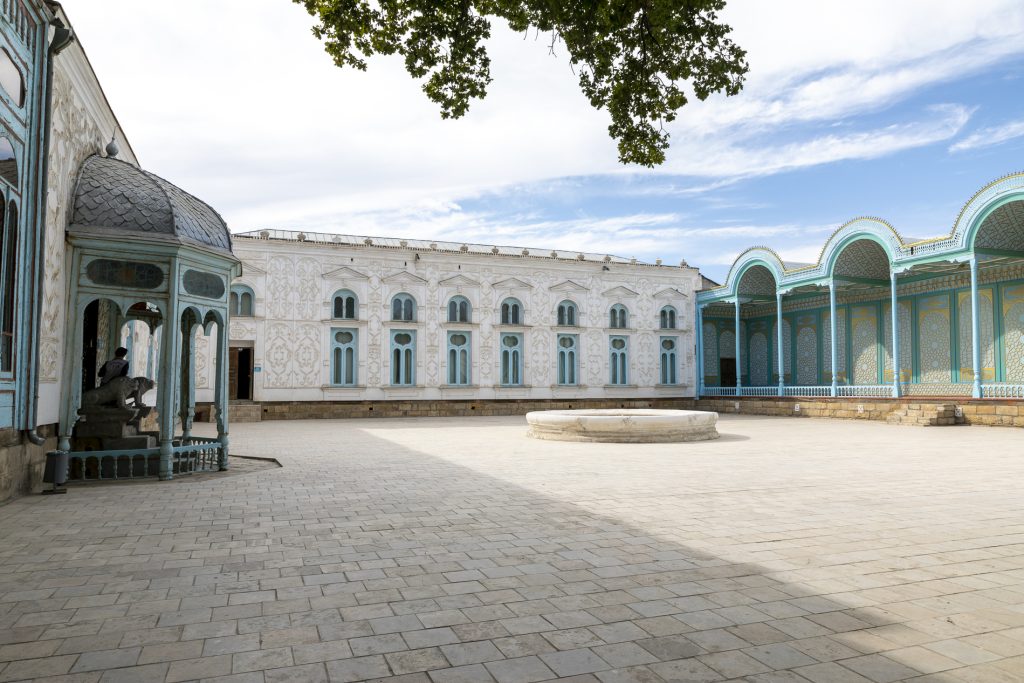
[0,425,59,504]
[693,397,1024,428]
[197,397,1023,427]
[199,398,697,422]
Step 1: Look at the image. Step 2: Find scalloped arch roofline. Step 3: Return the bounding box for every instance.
[698,171,1024,304]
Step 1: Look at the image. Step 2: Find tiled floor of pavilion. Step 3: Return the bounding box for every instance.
[0,415,1022,682]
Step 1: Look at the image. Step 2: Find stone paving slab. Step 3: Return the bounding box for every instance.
[0,414,1022,682]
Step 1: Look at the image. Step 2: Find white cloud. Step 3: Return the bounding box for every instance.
[950,118,1024,152]
[63,0,1024,234]
[666,105,973,178]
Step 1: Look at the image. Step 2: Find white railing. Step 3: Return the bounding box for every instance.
[701,383,1023,400]
[740,386,778,397]
[983,384,1024,399]
[837,385,893,397]
[783,386,831,397]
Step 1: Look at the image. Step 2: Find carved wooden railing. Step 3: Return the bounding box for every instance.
[65,437,223,481]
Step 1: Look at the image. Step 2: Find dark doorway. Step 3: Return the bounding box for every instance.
[229,347,253,400]
[719,358,736,387]
[81,300,100,393]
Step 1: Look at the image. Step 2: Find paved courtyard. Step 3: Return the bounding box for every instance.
[0,415,1023,683]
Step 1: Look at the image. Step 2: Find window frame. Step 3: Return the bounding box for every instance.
[660,335,678,385]
[330,327,358,386]
[391,293,417,322]
[499,332,524,386]
[447,295,471,323]
[557,300,578,327]
[230,285,255,318]
[500,297,523,325]
[660,305,677,330]
[609,335,628,385]
[609,304,628,329]
[332,289,358,320]
[390,329,416,386]
[447,330,471,385]
[557,333,579,385]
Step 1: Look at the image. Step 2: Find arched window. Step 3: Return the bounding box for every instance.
[609,304,628,329]
[331,329,358,386]
[557,300,578,326]
[230,285,254,317]
[390,330,416,385]
[333,289,357,319]
[500,333,523,386]
[0,138,17,188]
[660,306,677,330]
[0,199,14,373]
[660,337,678,385]
[0,49,25,108]
[447,296,470,323]
[447,332,470,385]
[500,298,522,325]
[557,334,578,385]
[609,336,628,385]
[391,293,416,322]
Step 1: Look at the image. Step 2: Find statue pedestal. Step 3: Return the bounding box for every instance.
[73,406,156,451]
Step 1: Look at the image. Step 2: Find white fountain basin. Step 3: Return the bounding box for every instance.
[525,409,719,443]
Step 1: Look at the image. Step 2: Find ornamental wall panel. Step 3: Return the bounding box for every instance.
[851,305,878,385]
[821,310,848,383]
[957,289,995,381]
[1002,284,1024,382]
[772,320,792,382]
[917,295,952,383]
[882,301,913,383]
[796,314,817,385]
[748,328,769,386]
[702,321,718,382]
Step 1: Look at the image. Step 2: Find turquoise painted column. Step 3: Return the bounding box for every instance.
[776,291,785,396]
[830,281,838,397]
[695,304,704,396]
[158,263,181,481]
[179,317,196,443]
[146,330,155,380]
[734,299,742,394]
[890,271,901,398]
[969,256,982,398]
[216,319,230,470]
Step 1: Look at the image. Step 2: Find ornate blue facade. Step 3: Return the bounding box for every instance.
[696,174,1024,399]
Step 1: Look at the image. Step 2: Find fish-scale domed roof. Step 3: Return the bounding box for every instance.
[69,155,232,253]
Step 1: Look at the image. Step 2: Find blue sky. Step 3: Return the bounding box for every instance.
[71,1,1024,282]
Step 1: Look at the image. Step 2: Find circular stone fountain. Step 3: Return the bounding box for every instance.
[525,409,719,443]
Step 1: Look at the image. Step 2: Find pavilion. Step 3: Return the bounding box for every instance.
[696,172,1024,400]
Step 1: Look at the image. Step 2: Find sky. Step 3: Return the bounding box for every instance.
[68,1,1024,282]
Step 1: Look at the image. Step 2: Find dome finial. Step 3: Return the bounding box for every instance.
[105,135,119,158]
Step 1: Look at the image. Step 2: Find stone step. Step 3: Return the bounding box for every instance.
[886,403,958,426]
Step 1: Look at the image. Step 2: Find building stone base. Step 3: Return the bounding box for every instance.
[197,398,697,422]
[195,396,1023,427]
[0,425,58,504]
[692,397,1023,428]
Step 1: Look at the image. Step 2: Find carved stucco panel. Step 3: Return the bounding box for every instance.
[264,322,294,388]
[41,67,105,382]
[194,326,211,389]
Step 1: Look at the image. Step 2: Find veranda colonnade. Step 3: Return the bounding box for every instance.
[695,173,1024,399]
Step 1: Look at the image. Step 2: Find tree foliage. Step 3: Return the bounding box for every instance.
[294,0,748,166]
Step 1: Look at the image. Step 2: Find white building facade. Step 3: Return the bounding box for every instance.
[209,230,702,407]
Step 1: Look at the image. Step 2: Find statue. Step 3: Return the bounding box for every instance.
[81,376,155,410]
[74,376,158,451]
